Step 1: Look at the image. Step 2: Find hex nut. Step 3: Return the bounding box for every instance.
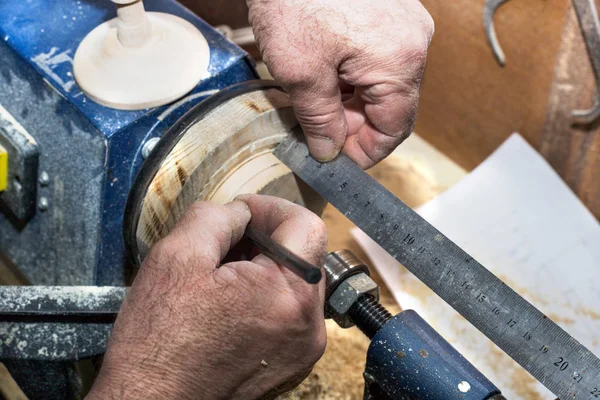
[326,272,379,328]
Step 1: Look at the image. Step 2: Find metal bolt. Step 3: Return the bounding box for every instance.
[324,249,370,298]
[348,294,392,339]
[39,171,50,186]
[141,137,160,159]
[324,249,391,338]
[38,197,48,211]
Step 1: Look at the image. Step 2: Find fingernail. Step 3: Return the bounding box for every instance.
[226,200,251,216]
[307,136,340,162]
[233,194,251,202]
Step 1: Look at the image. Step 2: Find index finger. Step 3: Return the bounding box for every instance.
[234,194,328,304]
[236,194,328,268]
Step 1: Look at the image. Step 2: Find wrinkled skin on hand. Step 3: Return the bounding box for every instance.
[248,0,434,168]
[87,195,328,400]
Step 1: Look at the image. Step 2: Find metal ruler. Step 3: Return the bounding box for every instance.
[274,135,600,400]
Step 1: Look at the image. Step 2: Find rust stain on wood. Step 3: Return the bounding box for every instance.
[147,203,164,242]
[176,162,189,186]
[244,100,262,113]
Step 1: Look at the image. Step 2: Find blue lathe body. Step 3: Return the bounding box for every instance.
[0,3,504,399]
[0,0,257,286]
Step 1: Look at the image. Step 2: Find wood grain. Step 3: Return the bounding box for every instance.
[136,88,325,259]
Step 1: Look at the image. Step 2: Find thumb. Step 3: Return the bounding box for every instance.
[160,201,252,272]
[280,66,347,162]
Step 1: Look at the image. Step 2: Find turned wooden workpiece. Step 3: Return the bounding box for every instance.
[134,86,325,260]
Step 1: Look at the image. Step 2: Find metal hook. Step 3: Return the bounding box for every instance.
[483,0,600,125]
[572,0,600,125]
[483,0,511,66]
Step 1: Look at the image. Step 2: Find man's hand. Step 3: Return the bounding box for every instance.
[248,0,434,168]
[87,195,328,399]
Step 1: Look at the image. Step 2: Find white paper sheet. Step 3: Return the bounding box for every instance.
[352,134,600,399]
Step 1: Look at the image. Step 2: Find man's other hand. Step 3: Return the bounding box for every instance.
[87,195,328,400]
[248,0,434,168]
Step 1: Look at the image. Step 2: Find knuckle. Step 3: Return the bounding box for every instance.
[408,2,435,45]
[287,207,328,256]
[183,201,237,241]
[310,213,327,235]
[289,298,314,321]
[212,268,246,305]
[218,261,259,287]
[285,310,307,329]
[212,263,240,286]
[185,201,220,220]
[390,31,430,70]
[424,13,435,43]
[307,215,328,246]
[271,63,316,89]
[295,109,341,133]
[402,39,428,66]
[411,5,435,45]
[280,294,320,327]
[149,236,179,262]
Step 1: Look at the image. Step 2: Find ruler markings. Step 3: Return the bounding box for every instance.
[275,136,600,399]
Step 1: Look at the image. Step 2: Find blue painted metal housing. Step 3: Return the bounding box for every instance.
[0,0,258,285]
[365,310,500,399]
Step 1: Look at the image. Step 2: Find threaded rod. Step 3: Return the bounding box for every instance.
[349,295,392,339]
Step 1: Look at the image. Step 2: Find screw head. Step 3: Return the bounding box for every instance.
[39,171,50,186]
[38,197,49,211]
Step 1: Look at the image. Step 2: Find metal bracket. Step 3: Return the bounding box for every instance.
[572,0,600,124]
[0,286,126,361]
[483,0,600,125]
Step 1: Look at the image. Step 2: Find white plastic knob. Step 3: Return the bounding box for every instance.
[74,0,210,110]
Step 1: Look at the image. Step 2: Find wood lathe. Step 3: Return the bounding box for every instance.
[2,1,599,399]
[0,0,324,396]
